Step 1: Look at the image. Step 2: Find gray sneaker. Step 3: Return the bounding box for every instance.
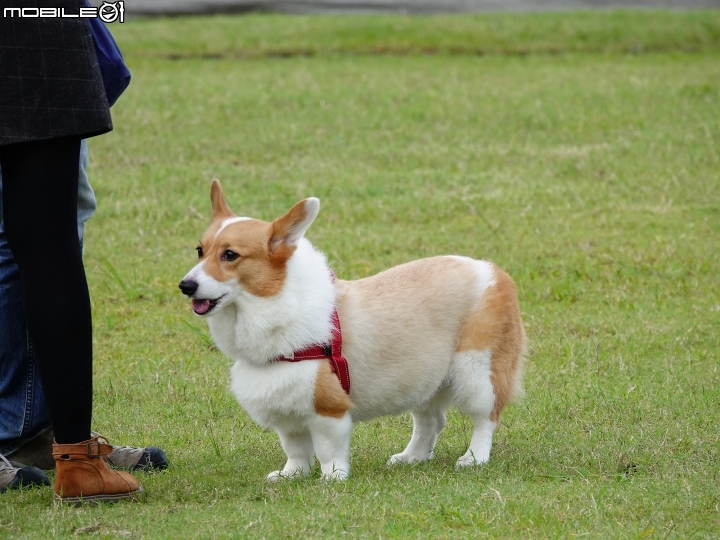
[0,454,50,493]
[7,428,169,472]
[98,437,170,472]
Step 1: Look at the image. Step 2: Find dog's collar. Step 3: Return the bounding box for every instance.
[275,272,350,395]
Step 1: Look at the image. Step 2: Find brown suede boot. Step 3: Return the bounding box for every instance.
[10,427,170,472]
[52,436,143,504]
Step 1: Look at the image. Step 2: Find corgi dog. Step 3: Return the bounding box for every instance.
[179,180,526,481]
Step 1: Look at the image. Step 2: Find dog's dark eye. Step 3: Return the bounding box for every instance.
[222,250,239,262]
[196,246,203,259]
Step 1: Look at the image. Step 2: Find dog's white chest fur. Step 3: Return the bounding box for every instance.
[229,359,319,431]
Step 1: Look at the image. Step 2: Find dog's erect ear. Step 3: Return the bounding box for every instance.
[210,179,234,220]
[269,198,320,254]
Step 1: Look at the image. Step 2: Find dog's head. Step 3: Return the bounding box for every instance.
[179,180,320,316]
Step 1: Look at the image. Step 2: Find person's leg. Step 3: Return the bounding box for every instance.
[1,140,168,473]
[0,246,51,490]
[0,137,92,445]
[0,222,50,455]
[0,220,29,444]
[0,138,141,503]
[0,140,92,458]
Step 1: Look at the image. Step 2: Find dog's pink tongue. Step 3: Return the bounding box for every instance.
[192,299,211,314]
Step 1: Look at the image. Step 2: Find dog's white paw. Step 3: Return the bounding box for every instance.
[387,451,432,465]
[321,469,349,482]
[266,467,308,482]
[266,470,288,482]
[455,453,489,468]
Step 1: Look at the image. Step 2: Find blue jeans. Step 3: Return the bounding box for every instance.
[0,140,95,455]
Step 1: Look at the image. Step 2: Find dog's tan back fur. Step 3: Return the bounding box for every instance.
[332,256,525,422]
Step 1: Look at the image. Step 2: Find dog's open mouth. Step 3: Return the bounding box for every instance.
[192,296,224,315]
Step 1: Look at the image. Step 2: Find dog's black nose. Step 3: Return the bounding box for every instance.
[179,279,199,297]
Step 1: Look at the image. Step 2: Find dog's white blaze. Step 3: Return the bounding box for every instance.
[181,260,205,290]
[215,216,251,237]
[183,261,235,302]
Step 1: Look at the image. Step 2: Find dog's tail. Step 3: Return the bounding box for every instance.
[508,323,527,403]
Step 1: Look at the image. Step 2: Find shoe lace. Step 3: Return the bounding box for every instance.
[111,445,141,456]
[0,453,15,471]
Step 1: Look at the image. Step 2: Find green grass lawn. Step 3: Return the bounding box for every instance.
[2,11,719,539]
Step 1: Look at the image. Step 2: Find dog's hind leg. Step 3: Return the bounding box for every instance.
[267,430,314,481]
[388,388,450,465]
[450,349,497,467]
[456,415,496,467]
[452,264,526,467]
[309,412,352,481]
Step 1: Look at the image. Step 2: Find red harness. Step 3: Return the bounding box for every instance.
[275,277,350,394]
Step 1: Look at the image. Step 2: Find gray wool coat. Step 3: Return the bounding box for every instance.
[0,0,112,147]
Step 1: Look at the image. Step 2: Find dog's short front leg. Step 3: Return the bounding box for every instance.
[310,412,352,481]
[267,430,314,481]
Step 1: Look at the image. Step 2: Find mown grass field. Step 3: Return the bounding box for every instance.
[2,11,719,539]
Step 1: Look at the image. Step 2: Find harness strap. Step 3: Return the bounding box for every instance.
[328,309,350,394]
[277,308,350,394]
[276,273,350,394]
